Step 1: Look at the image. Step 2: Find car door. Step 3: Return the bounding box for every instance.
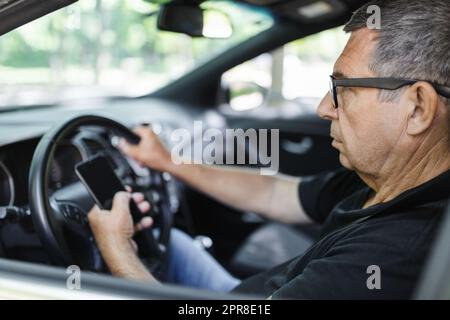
[0,258,254,299]
[224,113,340,176]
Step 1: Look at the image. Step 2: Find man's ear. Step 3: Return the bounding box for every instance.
[405,81,439,135]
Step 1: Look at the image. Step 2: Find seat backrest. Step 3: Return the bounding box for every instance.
[415,200,450,299]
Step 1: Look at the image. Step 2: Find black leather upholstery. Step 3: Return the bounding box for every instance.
[230,223,318,277]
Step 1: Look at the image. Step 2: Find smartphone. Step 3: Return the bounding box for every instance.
[75,154,142,224]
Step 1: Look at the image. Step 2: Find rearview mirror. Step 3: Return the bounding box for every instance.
[157,3,233,39]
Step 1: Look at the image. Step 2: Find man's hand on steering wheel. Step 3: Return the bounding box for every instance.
[118,127,172,172]
[88,191,153,263]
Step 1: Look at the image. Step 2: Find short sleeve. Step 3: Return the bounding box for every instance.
[299,168,365,224]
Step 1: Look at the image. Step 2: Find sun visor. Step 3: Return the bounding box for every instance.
[0,0,78,36]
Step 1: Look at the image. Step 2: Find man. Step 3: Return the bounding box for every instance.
[88,0,450,299]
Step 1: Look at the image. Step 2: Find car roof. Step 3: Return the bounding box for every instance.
[0,0,77,36]
[238,0,369,23]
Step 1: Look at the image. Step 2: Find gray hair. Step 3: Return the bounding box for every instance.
[344,0,450,106]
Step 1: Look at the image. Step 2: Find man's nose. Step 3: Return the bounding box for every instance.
[317,93,338,121]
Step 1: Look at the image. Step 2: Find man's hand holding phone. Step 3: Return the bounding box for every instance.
[88,191,153,255]
[87,191,157,282]
[76,154,160,273]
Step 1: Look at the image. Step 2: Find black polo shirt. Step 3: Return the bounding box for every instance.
[233,168,450,299]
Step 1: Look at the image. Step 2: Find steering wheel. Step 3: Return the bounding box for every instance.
[28,115,173,273]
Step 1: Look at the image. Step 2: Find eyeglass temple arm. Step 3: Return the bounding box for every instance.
[435,85,450,98]
[333,78,415,89]
[334,78,450,98]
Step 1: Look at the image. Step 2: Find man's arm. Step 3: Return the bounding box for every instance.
[120,127,311,224]
[97,236,156,282]
[167,163,310,224]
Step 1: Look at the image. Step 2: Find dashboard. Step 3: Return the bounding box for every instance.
[0,160,14,206]
[0,96,237,265]
[0,130,137,206]
[0,96,204,223]
[0,126,163,209]
[0,138,37,207]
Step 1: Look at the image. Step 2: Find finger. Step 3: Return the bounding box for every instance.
[118,138,130,152]
[135,216,153,232]
[118,138,140,159]
[134,127,153,137]
[131,192,144,203]
[112,191,131,214]
[137,201,151,214]
[88,204,101,215]
[87,205,102,224]
[130,240,138,253]
[125,185,133,193]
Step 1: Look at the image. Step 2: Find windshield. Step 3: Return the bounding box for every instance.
[0,0,272,109]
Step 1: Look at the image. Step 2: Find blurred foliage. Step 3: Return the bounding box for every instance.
[0,0,272,86]
[287,27,349,62]
[0,0,348,107]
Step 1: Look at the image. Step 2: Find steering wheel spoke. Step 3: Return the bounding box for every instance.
[58,200,88,227]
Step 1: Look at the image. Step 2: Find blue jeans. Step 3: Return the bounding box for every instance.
[161,229,241,292]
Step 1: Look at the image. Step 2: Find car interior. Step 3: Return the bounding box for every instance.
[0,0,448,299]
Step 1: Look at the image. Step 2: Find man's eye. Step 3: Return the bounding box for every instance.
[338,87,355,106]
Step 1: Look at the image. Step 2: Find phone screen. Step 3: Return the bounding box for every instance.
[75,155,125,210]
[75,155,141,223]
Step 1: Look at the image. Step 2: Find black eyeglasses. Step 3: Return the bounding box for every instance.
[329,75,450,109]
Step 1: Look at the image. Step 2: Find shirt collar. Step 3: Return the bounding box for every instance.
[330,168,450,225]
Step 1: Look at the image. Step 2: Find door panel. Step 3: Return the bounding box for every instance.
[226,113,341,176]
